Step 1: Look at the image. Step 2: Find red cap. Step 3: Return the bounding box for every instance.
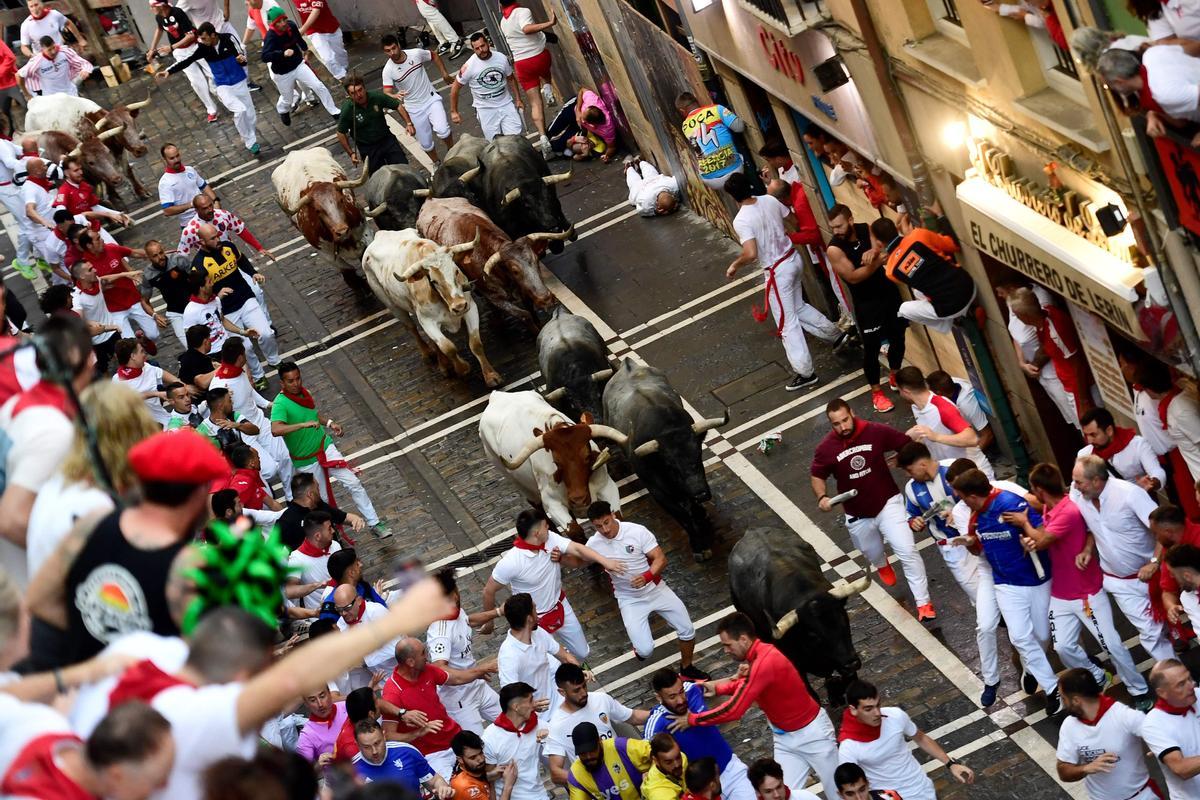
[129,429,230,484]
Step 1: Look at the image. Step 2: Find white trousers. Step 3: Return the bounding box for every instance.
[547,596,589,661]
[479,102,523,140]
[298,440,380,525]
[215,81,258,148]
[177,52,218,116]
[409,99,451,152]
[897,285,975,335]
[617,584,694,659]
[112,304,160,341]
[1039,363,1080,431]
[1049,590,1149,696]
[721,755,757,800]
[845,495,930,606]
[938,543,1001,686]
[307,30,348,80]
[165,311,187,345]
[0,183,25,259]
[272,63,339,115]
[254,426,294,500]
[1183,590,1200,624]
[417,1,460,45]
[772,708,839,797]
[225,298,278,368]
[993,581,1057,694]
[1103,574,1173,662]
[440,679,501,735]
[767,255,841,378]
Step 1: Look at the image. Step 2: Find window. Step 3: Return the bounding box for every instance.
[1028,25,1084,102]
[736,0,822,36]
[924,0,968,45]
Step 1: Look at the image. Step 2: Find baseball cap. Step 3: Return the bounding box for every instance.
[149,0,169,7]
[571,722,601,754]
[267,6,286,22]
[129,429,230,484]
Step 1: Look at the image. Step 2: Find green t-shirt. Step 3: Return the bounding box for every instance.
[270,393,325,467]
[338,91,401,145]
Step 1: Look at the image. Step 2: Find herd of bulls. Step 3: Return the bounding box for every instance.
[268,133,867,698]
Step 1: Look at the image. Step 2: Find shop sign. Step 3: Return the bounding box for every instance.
[758,25,805,85]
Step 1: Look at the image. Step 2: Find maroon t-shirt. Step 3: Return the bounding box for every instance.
[810,420,911,518]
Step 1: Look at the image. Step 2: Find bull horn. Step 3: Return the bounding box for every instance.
[412,188,431,197]
[591,448,612,471]
[692,408,730,435]
[125,96,152,111]
[590,368,612,382]
[483,252,503,276]
[633,439,660,458]
[828,569,873,600]
[588,424,628,445]
[501,435,545,470]
[97,126,126,141]
[458,165,481,182]
[334,158,369,189]
[501,187,521,206]
[543,386,567,402]
[542,170,572,185]
[68,145,83,158]
[279,193,313,215]
[94,117,110,131]
[363,202,387,218]
[771,609,799,639]
[449,228,480,255]
[525,227,574,243]
[399,260,429,281]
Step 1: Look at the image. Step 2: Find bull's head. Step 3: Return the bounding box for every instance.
[284,161,369,247]
[500,412,627,510]
[499,172,575,251]
[67,134,126,188]
[769,571,870,677]
[481,230,570,311]
[101,99,150,157]
[394,231,479,316]
[632,410,727,503]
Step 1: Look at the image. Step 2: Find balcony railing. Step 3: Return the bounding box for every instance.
[939,0,961,25]
[737,0,824,36]
[1051,43,1079,80]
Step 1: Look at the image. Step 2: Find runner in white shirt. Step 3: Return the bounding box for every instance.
[112,339,174,427]
[1056,668,1156,800]
[450,34,524,141]
[1142,659,1200,800]
[585,503,706,675]
[896,366,994,477]
[428,571,504,734]
[71,262,121,352]
[334,584,402,673]
[483,508,624,660]
[496,592,579,709]
[159,145,214,227]
[725,174,842,390]
[927,370,994,451]
[381,35,454,164]
[286,511,342,609]
[1078,406,1166,492]
[20,159,55,264]
[1118,351,1175,457]
[1071,455,1173,662]
[1003,284,1079,430]
[71,631,190,736]
[19,0,85,56]
[836,681,974,800]
[544,662,648,784]
[181,272,265,380]
[483,682,551,800]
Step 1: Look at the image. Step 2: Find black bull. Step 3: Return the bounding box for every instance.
[361,164,430,231]
[539,307,612,422]
[728,528,869,702]
[601,358,726,559]
[479,135,574,252]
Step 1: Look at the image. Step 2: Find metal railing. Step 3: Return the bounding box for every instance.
[1051,43,1079,80]
[739,0,820,29]
[940,0,962,25]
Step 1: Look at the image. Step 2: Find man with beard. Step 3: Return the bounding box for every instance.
[141,239,194,345]
[567,722,653,800]
[450,730,516,800]
[1055,668,1155,800]
[644,734,688,800]
[811,398,932,620]
[545,663,650,784]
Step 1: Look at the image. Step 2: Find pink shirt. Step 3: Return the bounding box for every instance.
[579,89,617,148]
[296,701,348,762]
[1045,496,1101,601]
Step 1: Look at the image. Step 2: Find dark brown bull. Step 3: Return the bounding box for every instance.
[37,129,127,195]
[416,197,564,331]
[90,99,151,199]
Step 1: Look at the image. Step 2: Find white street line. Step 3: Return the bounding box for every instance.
[622,273,758,340]
[722,370,865,439]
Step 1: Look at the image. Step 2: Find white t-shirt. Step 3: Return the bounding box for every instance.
[207,369,270,431]
[152,682,257,800]
[176,0,228,30]
[428,607,476,671]
[457,52,515,109]
[949,377,989,432]
[1056,701,1150,800]
[585,521,660,600]
[1166,391,1200,484]
[1148,0,1200,41]
[70,631,190,736]
[1077,435,1166,486]
[1144,45,1200,123]
[159,167,208,226]
[114,363,169,427]
[26,472,114,579]
[20,180,53,233]
[481,722,549,800]
[500,7,546,61]
[733,195,794,270]
[911,394,994,478]
[337,598,401,672]
[383,49,440,110]
[20,10,68,49]
[183,296,230,351]
[544,691,633,763]
[836,707,934,800]
[1134,387,1175,457]
[19,49,80,94]
[1142,688,1200,800]
[497,628,560,706]
[1071,477,1157,577]
[287,540,343,609]
[72,287,119,343]
[490,531,572,612]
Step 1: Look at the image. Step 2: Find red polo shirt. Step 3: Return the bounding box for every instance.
[228,467,268,510]
[85,244,140,312]
[380,664,461,754]
[295,0,339,33]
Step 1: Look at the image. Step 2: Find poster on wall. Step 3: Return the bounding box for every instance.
[1069,306,1136,424]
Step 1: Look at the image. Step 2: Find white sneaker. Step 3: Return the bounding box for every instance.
[541,84,557,107]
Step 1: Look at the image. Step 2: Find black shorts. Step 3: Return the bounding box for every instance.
[356,136,408,174]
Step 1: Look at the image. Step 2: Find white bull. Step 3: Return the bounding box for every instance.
[23,95,103,138]
[362,228,502,386]
[480,390,625,534]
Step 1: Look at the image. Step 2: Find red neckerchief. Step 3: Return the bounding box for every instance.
[344,600,367,625]
[164,163,186,174]
[21,148,37,157]
[1094,427,1138,461]
[309,705,338,728]
[116,365,143,380]
[30,8,47,18]
[1158,388,1181,428]
[968,488,1004,538]
[12,380,73,418]
[512,536,544,552]
[188,294,209,304]
[26,175,52,191]
[1138,65,1164,115]
[493,710,539,734]
[837,706,884,742]
[500,3,518,17]
[74,280,99,296]
[108,659,192,707]
[841,417,869,443]
[1079,695,1117,727]
[681,793,721,800]
[215,363,243,379]
[283,386,316,409]
[1154,697,1196,716]
[297,538,330,557]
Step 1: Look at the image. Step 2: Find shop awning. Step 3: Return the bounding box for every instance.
[956,176,1145,340]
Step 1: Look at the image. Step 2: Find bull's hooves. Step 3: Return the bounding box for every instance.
[454,363,471,376]
[484,373,504,387]
[692,549,713,563]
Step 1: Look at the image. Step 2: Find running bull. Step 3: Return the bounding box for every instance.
[538,308,611,422]
[729,527,869,704]
[272,147,368,277]
[430,133,487,207]
[479,135,574,251]
[362,164,430,231]
[603,358,726,561]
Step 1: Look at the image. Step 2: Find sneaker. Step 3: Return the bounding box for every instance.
[449,40,465,59]
[1044,688,1063,716]
[1020,666,1038,695]
[247,80,263,92]
[888,370,898,390]
[253,376,268,393]
[916,603,936,622]
[871,390,894,413]
[206,112,218,123]
[249,143,260,155]
[832,330,851,351]
[785,373,819,391]
[330,113,340,120]
[877,564,897,586]
[679,664,712,682]
[280,111,291,127]
[980,683,1000,708]
[10,259,37,279]
[541,83,556,107]
[1131,693,1155,712]
[436,42,451,54]
[372,521,393,537]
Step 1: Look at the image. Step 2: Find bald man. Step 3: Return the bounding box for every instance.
[18,157,55,275]
[190,222,278,379]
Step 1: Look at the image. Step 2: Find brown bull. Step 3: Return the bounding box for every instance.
[416,197,566,331]
[37,129,127,194]
[275,158,369,275]
[90,98,151,199]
